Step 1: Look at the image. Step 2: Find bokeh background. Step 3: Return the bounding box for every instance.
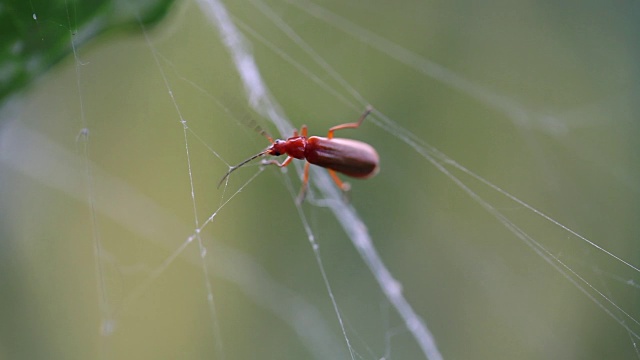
[1,0,639,359]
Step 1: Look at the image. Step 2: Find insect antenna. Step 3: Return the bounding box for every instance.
[241,113,275,143]
[251,123,274,143]
[217,149,270,188]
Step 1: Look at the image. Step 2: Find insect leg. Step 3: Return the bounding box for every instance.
[327,169,351,192]
[262,156,294,168]
[326,106,372,139]
[296,161,311,204]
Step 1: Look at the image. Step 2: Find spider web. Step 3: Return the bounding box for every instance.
[1,0,639,359]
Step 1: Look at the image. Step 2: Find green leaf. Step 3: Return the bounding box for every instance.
[0,0,175,105]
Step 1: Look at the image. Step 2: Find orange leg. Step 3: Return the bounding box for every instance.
[327,106,373,139]
[262,156,294,168]
[328,169,351,191]
[290,126,307,138]
[296,162,311,204]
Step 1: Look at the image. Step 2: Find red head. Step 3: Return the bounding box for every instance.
[267,139,287,156]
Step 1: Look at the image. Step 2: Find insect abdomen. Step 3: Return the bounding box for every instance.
[305,137,379,178]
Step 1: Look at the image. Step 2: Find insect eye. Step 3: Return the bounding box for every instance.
[271,140,283,156]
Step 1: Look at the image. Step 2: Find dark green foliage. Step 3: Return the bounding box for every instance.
[0,0,175,106]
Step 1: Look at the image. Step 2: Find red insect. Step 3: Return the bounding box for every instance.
[218,106,379,202]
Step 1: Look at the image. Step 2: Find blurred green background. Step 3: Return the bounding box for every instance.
[1,0,639,359]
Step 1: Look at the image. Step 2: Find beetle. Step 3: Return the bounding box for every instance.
[218,106,379,202]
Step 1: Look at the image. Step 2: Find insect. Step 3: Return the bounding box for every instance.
[218,106,379,202]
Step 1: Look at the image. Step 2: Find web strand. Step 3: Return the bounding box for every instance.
[8,1,634,359]
[138,15,225,359]
[232,0,640,344]
[65,0,113,350]
[196,0,445,359]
